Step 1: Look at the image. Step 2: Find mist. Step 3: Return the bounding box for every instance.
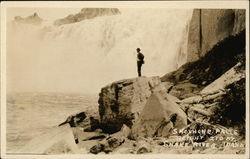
[7,8,193,94]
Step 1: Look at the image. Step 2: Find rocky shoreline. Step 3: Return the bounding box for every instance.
[53,59,245,154]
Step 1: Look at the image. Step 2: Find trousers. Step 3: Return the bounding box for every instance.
[137,62,143,77]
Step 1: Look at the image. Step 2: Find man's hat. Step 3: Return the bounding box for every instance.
[136,48,141,52]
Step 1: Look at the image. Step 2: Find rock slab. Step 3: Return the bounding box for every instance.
[98,76,165,133]
[131,91,187,139]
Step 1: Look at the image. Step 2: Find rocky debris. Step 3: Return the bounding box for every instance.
[186,9,245,62]
[136,141,152,154]
[89,143,105,154]
[161,29,245,99]
[54,8,120,26]
[59,112,86,127]
[89,136,125,154]
[98,76,166,133]
[179,62,245,124]
[131,91,187,139]
[14,12,43,25]
[167,81,202,100]
[201,62,245,94]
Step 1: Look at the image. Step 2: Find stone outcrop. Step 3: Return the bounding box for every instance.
[14,12,43,25]
[98,76,166,133]
[187,9,245,62]
[58,112,86,127]
[54,8,120,26]
[131,91,187,139]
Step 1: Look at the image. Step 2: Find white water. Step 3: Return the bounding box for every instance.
[7,9,193,93]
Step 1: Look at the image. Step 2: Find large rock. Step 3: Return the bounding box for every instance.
[98,76,166,133]
[187,9,245,62]
[131,91,187,139]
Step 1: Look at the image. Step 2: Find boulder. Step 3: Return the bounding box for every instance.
[83,116,100,132]
[98,76,166,133]
[111,124,131,139]
[131,91,187,139]
[136,141,152,154]
[58,112,86,127]
[89,143,105,154]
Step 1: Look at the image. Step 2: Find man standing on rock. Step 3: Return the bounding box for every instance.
[136,48,145,77]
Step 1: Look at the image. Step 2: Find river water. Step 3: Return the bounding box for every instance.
[6,92,98,153]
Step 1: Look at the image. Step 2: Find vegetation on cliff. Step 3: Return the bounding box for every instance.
[161,29,245,88]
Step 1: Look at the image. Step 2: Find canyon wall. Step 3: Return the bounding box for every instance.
[187,9,245,62]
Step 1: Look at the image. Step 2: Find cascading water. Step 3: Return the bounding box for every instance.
[7,8,193,93]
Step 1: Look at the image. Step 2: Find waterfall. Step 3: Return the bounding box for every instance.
[7,8,193,93]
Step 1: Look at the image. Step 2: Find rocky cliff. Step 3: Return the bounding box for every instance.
[54,8,121,26]
[187,9,245,62]
[13,12,43,25]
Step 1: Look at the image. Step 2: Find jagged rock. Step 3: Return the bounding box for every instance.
[89,143,105,154]
[111,124,131,139]
[136,141,152,154]
[83,116,100,132]
[54,8,120,26]
[89,136,125,154]
[14,12,43,25]
[107,137,125,149]
[98,76,166,133]
[131,92,187,139]
[59,112,86,127]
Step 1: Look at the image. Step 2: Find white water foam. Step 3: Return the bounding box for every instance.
[7,8,193,93]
